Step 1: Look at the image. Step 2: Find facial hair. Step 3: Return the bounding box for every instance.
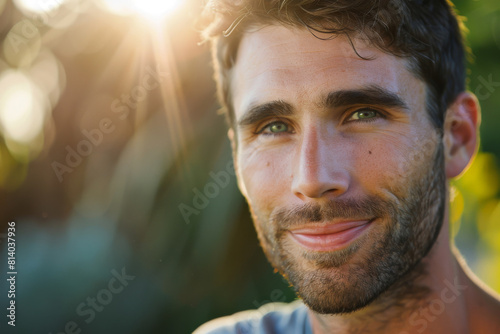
[249,141,446,314]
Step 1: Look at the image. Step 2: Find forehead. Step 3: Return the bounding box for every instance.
[231,25,425,119]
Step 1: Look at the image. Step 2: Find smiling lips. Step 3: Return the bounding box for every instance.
[288,220,374,252]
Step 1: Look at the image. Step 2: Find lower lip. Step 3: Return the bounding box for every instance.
[289,221,373,252]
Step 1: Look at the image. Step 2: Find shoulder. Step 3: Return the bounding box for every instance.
[193,300,311,334]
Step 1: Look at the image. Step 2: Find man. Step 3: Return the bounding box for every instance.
[195,0,500,333]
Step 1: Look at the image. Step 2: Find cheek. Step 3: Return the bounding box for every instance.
[351,132,420,191]
[354,131,438,196]
[238,147,291,210]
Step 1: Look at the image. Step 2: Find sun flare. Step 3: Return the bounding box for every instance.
[98,0,182,23]
[130,0,182,21]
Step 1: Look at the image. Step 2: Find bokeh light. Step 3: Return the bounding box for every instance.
[13,0,83,29]
[13,0,68,14]
[28,50,66,107]
[3,19,42,68]
[0,70,46,143]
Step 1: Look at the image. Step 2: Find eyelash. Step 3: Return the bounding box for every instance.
[255,108,386,136]
[256,120,293,136]
[345,108,386,123]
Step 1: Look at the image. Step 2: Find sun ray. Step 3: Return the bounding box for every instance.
[149,25,193,182]
[97,0,183,24]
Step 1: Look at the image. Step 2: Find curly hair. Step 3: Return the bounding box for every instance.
[201,0,469,131]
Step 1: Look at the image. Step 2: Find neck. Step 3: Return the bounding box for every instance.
[307,207,472,334]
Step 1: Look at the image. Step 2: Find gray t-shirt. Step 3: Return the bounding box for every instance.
[193,300,312,334]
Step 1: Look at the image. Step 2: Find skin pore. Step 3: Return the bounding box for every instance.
[229,25,500,333]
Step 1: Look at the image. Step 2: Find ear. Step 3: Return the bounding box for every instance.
[443,92,481,178]
[228,128,248,197]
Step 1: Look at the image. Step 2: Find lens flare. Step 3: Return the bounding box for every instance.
[130,0,182,21]
[97,0,182,22]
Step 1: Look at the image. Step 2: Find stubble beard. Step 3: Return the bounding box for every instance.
[249,141,446,315]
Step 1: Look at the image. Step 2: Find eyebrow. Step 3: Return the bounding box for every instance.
[324,85,410,111]
[237,85,409,128]
[238,100,293,128]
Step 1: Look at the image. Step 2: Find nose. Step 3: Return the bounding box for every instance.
[291,126,350,200]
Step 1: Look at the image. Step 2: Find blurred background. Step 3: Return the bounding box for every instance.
[0,0,498,333]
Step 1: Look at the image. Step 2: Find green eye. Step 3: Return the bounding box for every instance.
[266,122,289,133]
[348,109,381,121]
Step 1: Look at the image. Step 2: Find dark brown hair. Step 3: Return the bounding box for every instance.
[201,0,469,131]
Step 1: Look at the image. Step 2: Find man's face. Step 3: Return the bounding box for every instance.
[230,25,446,314]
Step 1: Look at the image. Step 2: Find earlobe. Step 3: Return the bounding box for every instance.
[443,92,481,178]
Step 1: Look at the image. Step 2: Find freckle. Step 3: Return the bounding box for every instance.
[266,162,270,167]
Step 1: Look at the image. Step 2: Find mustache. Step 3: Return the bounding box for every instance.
[271,196,395,230]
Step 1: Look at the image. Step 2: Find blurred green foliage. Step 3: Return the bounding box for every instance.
[450,0,500,294]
